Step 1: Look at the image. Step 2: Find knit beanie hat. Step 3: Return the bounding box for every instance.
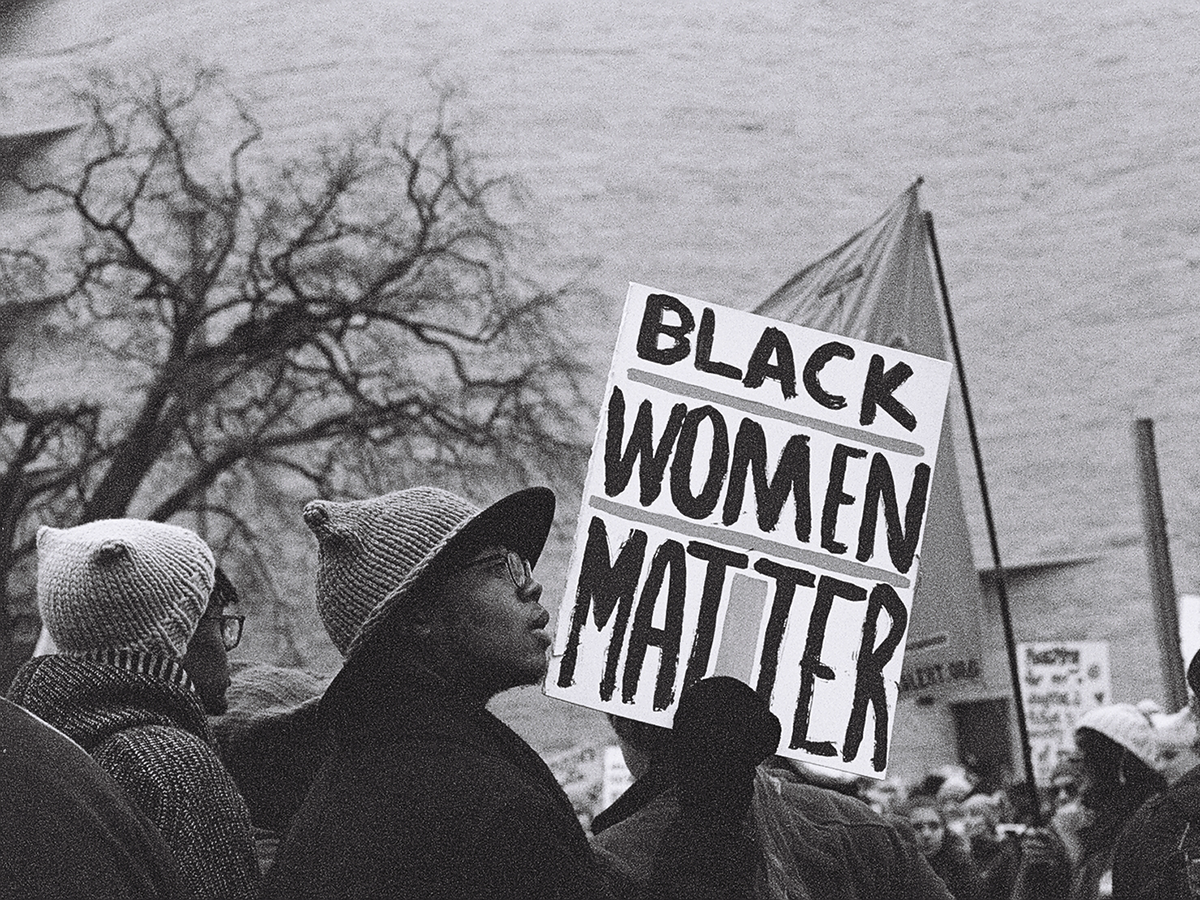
[1075,702,1160,772]
[303,486,555,660]
[37,519,215,659]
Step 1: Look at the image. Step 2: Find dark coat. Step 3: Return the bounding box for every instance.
[1112,763,1200,900]
[265,659,615,900]
[969,834,1020,900]
[0,696,187,900]
[8,651,261,900]
[927,832,983,900]
[592,764,954,900]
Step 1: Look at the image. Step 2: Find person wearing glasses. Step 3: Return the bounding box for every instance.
[6,518,260,900]
[184,566,246,715]
[266,486,617,900]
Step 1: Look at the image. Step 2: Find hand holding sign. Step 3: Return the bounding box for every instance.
[546,284,952,778]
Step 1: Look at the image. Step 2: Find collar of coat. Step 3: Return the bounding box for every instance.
[6,651,211,752]
[318,651,580,826]
[77,647,195,692]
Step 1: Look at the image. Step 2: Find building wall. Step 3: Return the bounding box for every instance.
[3,0,1199,767]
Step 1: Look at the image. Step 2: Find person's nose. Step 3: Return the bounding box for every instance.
[519,577,543,604]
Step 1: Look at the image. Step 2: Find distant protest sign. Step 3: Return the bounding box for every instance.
[1017,641,1111,785]
[546,284,953,778]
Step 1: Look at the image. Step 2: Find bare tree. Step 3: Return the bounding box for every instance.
[0,67,592,676]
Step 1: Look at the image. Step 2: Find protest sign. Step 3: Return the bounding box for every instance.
[546,743,604,823]
[546,743,634,825]
[1016,640,1111,784]
[546,283,953,777]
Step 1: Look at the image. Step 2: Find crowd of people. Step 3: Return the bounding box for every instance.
[3,484,1200,898]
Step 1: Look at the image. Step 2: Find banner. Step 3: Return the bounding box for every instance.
[755,181,984,695]
[546,283,952,777]
[1016,641,1111,784]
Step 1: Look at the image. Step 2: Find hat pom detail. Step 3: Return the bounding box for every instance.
[93,540,130,566]
[302,501,331,535]
[304,502,361,553]
[37,518,215,659]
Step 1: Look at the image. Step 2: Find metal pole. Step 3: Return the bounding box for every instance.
[1133,418,1188,711]
[923,212,1042,825]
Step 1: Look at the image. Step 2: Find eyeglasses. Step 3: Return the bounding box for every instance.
[463,549,533,591]
[205,613,245,651]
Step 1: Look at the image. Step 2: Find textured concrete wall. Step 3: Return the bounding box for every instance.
[3,0,1199,764]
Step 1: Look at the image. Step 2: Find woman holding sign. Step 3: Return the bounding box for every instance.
[265,486,618,900]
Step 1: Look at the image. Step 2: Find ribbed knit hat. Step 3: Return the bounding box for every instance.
[1075,702,1160,772]
[37,519,215,659]
[303,486,555,660]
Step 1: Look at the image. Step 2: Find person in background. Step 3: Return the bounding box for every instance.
[6,519,260,900]
[266,486,615,900]
[905,796,982,900]
[960,792,1019,900]
[1,696,188,899]
[1013,702,1167,900]
[595,677,955,900]
[213,661,333,873]
[1049,753,1085,815]
[936,770,975,837]
[1143,698,1200,787]
[864,775,910,817]
[1111,650,1200,900]
[183,566,244,716]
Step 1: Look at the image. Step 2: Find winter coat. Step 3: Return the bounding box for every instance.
[7,650,261,900]
[1011,814,1126,900]
[1111,763,1200,900]
[926,831,983,900]
[969,833,1020,900]
[0,696,187,900]
[591,759,674,835]
[265,658,616,900]
[591,764,955,900]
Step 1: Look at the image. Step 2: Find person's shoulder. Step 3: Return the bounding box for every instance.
[1122,765,1200,836]
[1166,763,1200,803]
[328,728,556,818]
[765,768,891,828]
[94,723,237,793]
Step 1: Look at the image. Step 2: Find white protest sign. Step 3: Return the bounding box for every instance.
[546,744,604,821]
[1017,641,1111,785]
[600,745,633,811]
[545,284,953,778]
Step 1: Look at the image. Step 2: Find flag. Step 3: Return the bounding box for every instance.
[755,180,984,695]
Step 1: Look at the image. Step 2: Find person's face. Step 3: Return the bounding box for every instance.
[183,604,233,715]
[909,807,946,856]
[433,544,551,695]
[865,782,900,815]
[960,797,994,840]
[1051,774,1079,812]
[1076,756,1103,811]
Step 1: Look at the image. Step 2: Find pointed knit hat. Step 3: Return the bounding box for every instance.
[303,486,555,660]
[37,519,215,659]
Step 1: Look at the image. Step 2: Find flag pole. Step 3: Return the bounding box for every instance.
[923,211,1042,826]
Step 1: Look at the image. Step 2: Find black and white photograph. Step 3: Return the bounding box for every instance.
[2,2,1198,898]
